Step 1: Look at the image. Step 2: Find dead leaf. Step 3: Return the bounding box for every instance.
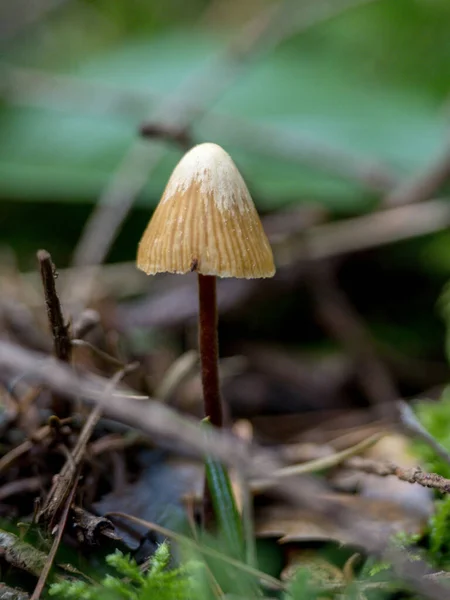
[256,493,426,546]
[348,434,434,517]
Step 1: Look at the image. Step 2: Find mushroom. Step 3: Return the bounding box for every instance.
[137,142,275,521]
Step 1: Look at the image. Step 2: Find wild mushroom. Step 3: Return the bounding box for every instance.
[137,142,275,522]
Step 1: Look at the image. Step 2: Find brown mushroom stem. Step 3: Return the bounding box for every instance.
[198,273,223,528]
[198,273,223,428]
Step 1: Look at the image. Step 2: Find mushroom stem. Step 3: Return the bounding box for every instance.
[198,273,223,529]
[198,273,223,428]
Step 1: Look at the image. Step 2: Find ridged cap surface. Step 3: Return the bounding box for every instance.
[137,143,275,278]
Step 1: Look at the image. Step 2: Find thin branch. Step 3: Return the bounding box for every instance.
[71,309,100,339]
[382,143,450,208]
[346,456,450,494]
[300,198,450,264]
[397,400,450,467]
[30,468,79,600]
[271,434,450,495]
[0,417,73,475]
[38,363,138,528]
[0,476,43,502]
[37,250,71,363]
[71,339,126,369]
[200,111,397,193]
[154,350,198,401]
[255,433,383,491]
[37,249,71,417]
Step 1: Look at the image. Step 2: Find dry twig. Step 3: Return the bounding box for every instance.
[30,469,79,600]
[0,417,72,475]
[37,250,71,363]
[346,457,450,494]
[37,249,71,417]
[0,476,43,502]
[37,363,138,527]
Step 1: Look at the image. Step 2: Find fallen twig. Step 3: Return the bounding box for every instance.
[71,506,119,545]
[0,417,73,475]
[274,437,450,495]
[37,249,71,417]
[37,250,71,364]
[346,457,450,494]
[71,339,126,368]
[30,469,79,600]
[154,350,198,401]
[0,529,47,577]
[38,363,138,527]
[254,433,383,491]
[71,309,100,339]
[0,476,43,502]
[300,198,450,265]
[0,583,30,599]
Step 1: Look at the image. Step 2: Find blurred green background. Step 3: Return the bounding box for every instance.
[0,0,449,270]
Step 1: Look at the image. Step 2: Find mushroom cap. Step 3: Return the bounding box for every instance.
[137,143,275,279]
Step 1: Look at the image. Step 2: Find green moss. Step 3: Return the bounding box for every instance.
[49,544,202,600]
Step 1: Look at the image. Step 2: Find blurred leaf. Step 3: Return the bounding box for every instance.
[0,0,449,210]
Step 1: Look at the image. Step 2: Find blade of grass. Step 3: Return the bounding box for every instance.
[204,450,245,561]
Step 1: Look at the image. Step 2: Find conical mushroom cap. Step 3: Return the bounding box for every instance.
[137,143,275,278]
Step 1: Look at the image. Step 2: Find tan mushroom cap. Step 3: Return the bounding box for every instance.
[137,142,275,279]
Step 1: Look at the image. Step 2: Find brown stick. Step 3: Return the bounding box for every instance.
[346,456,450,494]
[37,250,71,363]
[37,250,71,417]
[38,364,138,528]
